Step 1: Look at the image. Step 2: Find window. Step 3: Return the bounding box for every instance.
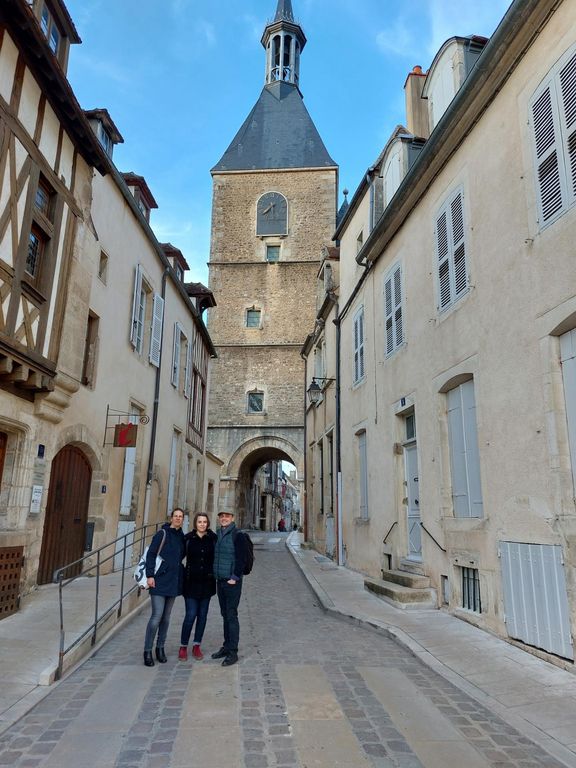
[188,336,208,450]
[266,245,280,262]
[446,379,483,518]
[326,432,334,516]
[175,264,184,282]
[318,440,324,515]
[97,124,113,157]
[530,46,576,228]
[405,413,415,441]
[40,3,61,55]
[353,306,365,383]
[247,391,264,413]
[171,322,191,394]
[26,228,45,278]
[461,567,481,612]
[130,265,163,365]
[98,251,108,284]
[358,431,369,519]
[384,263,404,356]
[81,312,99,387]
[246,308,261,328]
[314,340,325,381]
[436,188,467,312]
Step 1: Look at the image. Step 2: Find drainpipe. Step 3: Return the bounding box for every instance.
[334,302,343,565]
[143,266,169,525]
[301,349,308,542]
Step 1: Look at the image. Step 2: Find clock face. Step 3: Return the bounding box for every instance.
[256,192,288,236]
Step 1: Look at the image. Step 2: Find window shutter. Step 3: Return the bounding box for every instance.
[558,50,576,204]
[451,193,467,298]
[171,323,181,386]
[461,380,483,518]
[149,294,164,367]
[184,338,192,398]
[531,85,564,224]
[358,310,365,379]
[447,386,469,517]
[354,314,359,382]
[385,276,394,355]
[130,265,143,347]
[393,265,403,347]
[436,210,451,309]
[358,432,368,519]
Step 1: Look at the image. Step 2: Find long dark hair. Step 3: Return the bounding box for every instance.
[193,512,210,530]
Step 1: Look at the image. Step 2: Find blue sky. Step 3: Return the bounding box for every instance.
[64,0,511,284]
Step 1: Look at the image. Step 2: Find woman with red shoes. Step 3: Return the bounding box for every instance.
[178,512,217,661]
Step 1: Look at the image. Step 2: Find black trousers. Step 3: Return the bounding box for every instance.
[216,579,242,653]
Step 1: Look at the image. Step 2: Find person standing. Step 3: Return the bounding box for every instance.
[143,508,185,667]
[211,510,248,667]
[179,513,217,661]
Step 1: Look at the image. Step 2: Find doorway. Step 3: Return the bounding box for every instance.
[403,414,421,560]
[38,445,92,584]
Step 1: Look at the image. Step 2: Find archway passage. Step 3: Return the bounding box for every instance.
[37,445,92,584]
[236,448,300,531]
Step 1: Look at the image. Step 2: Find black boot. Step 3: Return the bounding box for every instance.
[143,651,155,667]
[155,647,167,663]
[222,652,238,667]
[211,647,228,659]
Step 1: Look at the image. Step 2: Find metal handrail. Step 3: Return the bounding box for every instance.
[419,522,447,553]
[55,522,162,680]
[382,521,398,544]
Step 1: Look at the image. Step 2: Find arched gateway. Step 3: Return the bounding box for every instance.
[206,0,337,515]
[219,435,304,527]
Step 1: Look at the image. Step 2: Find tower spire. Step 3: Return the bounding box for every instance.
[262,0,306,88]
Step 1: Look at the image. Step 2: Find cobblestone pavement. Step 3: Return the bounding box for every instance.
[0,534,568,768]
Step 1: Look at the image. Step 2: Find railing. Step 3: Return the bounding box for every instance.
[54,522,162,680]
[419,522,447,553]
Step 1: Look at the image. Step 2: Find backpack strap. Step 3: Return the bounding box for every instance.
[157,528,167,556]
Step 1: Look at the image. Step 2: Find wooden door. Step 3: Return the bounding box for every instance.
[38,445,92,584]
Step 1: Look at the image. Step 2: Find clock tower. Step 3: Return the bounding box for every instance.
[206,0,337,525]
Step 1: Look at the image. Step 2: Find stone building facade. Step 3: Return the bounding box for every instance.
[207,0,337,523]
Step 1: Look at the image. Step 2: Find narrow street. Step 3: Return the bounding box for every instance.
[0,534,566,768]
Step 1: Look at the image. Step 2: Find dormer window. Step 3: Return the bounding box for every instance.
[175,263,184,282]
[97,124,113,157]
[40,3,61,56]
[137,197,149,219]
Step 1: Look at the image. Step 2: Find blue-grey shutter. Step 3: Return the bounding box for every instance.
[461,379,483,518]
[558,49,576,205]
[385,276,394,355]
[393,265,403,347]
[560,329,576,494]
[385,265,403,355]
[149,294,164,367]
[358,309,365,378]
[130,265,143,347]
[447,387,469,517]
[358,432,368,519]
[184,336,192,398]
[353,314,359,382]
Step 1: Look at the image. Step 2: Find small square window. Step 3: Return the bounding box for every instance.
[246,309,261,328]
[405,414,415,441]
[98,251,108,284]
[248,392,264,413]
[34,179,52,218]
[266,245,280,262]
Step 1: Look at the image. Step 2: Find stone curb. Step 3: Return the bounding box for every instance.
[286,537,576,768]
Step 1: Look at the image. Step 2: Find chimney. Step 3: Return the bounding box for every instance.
[404,66,430,140]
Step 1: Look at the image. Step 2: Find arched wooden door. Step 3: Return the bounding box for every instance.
[38,445,92,584]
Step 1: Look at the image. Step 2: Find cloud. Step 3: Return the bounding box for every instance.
[426,0,511,56]
[76,55,133,86]
[375,17,418,59]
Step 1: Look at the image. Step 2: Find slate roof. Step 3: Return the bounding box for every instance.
[274,0,294,22]
[212,81,336,172]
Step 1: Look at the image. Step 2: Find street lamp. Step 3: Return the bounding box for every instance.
[307,377,335,405]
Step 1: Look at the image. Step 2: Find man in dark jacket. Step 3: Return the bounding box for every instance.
[211,509,248,666]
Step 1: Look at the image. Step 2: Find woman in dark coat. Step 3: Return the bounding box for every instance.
[178,512,217,660]
[143,508,185,667]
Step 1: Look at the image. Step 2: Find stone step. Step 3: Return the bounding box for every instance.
[364,576,437,610]
[397,558,427,576]
[380,568,430,590]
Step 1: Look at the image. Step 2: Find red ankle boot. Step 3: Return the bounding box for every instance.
[192,645,204,660]
[178,646,188,661]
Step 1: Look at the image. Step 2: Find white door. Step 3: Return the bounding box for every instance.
[405,443,421,559]
[560,330,576,493]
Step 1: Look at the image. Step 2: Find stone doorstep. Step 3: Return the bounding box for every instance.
[364,576,437,610]
[397,558,427,576]
[380,568,431,590]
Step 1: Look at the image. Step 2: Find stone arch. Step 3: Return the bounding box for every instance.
[220,435,304,528]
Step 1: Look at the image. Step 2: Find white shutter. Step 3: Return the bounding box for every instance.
[353,312,360,382]
[129,265,143,347]
[558,50,576,205]
[385,275,394,355]
[149,294,164,367]
[184,336,192,398]
[451,193,467,298]
[531,85,564,224]
[436,210,451,310]
[385,265,403,356]
[358,309,365,379]
[393,264,403,346]
[171,322,181,386]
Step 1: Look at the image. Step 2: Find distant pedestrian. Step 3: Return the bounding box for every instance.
[143,508,185,667]
[277,518,286,532]
[211,510,249,667]
[179,513,217,661]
